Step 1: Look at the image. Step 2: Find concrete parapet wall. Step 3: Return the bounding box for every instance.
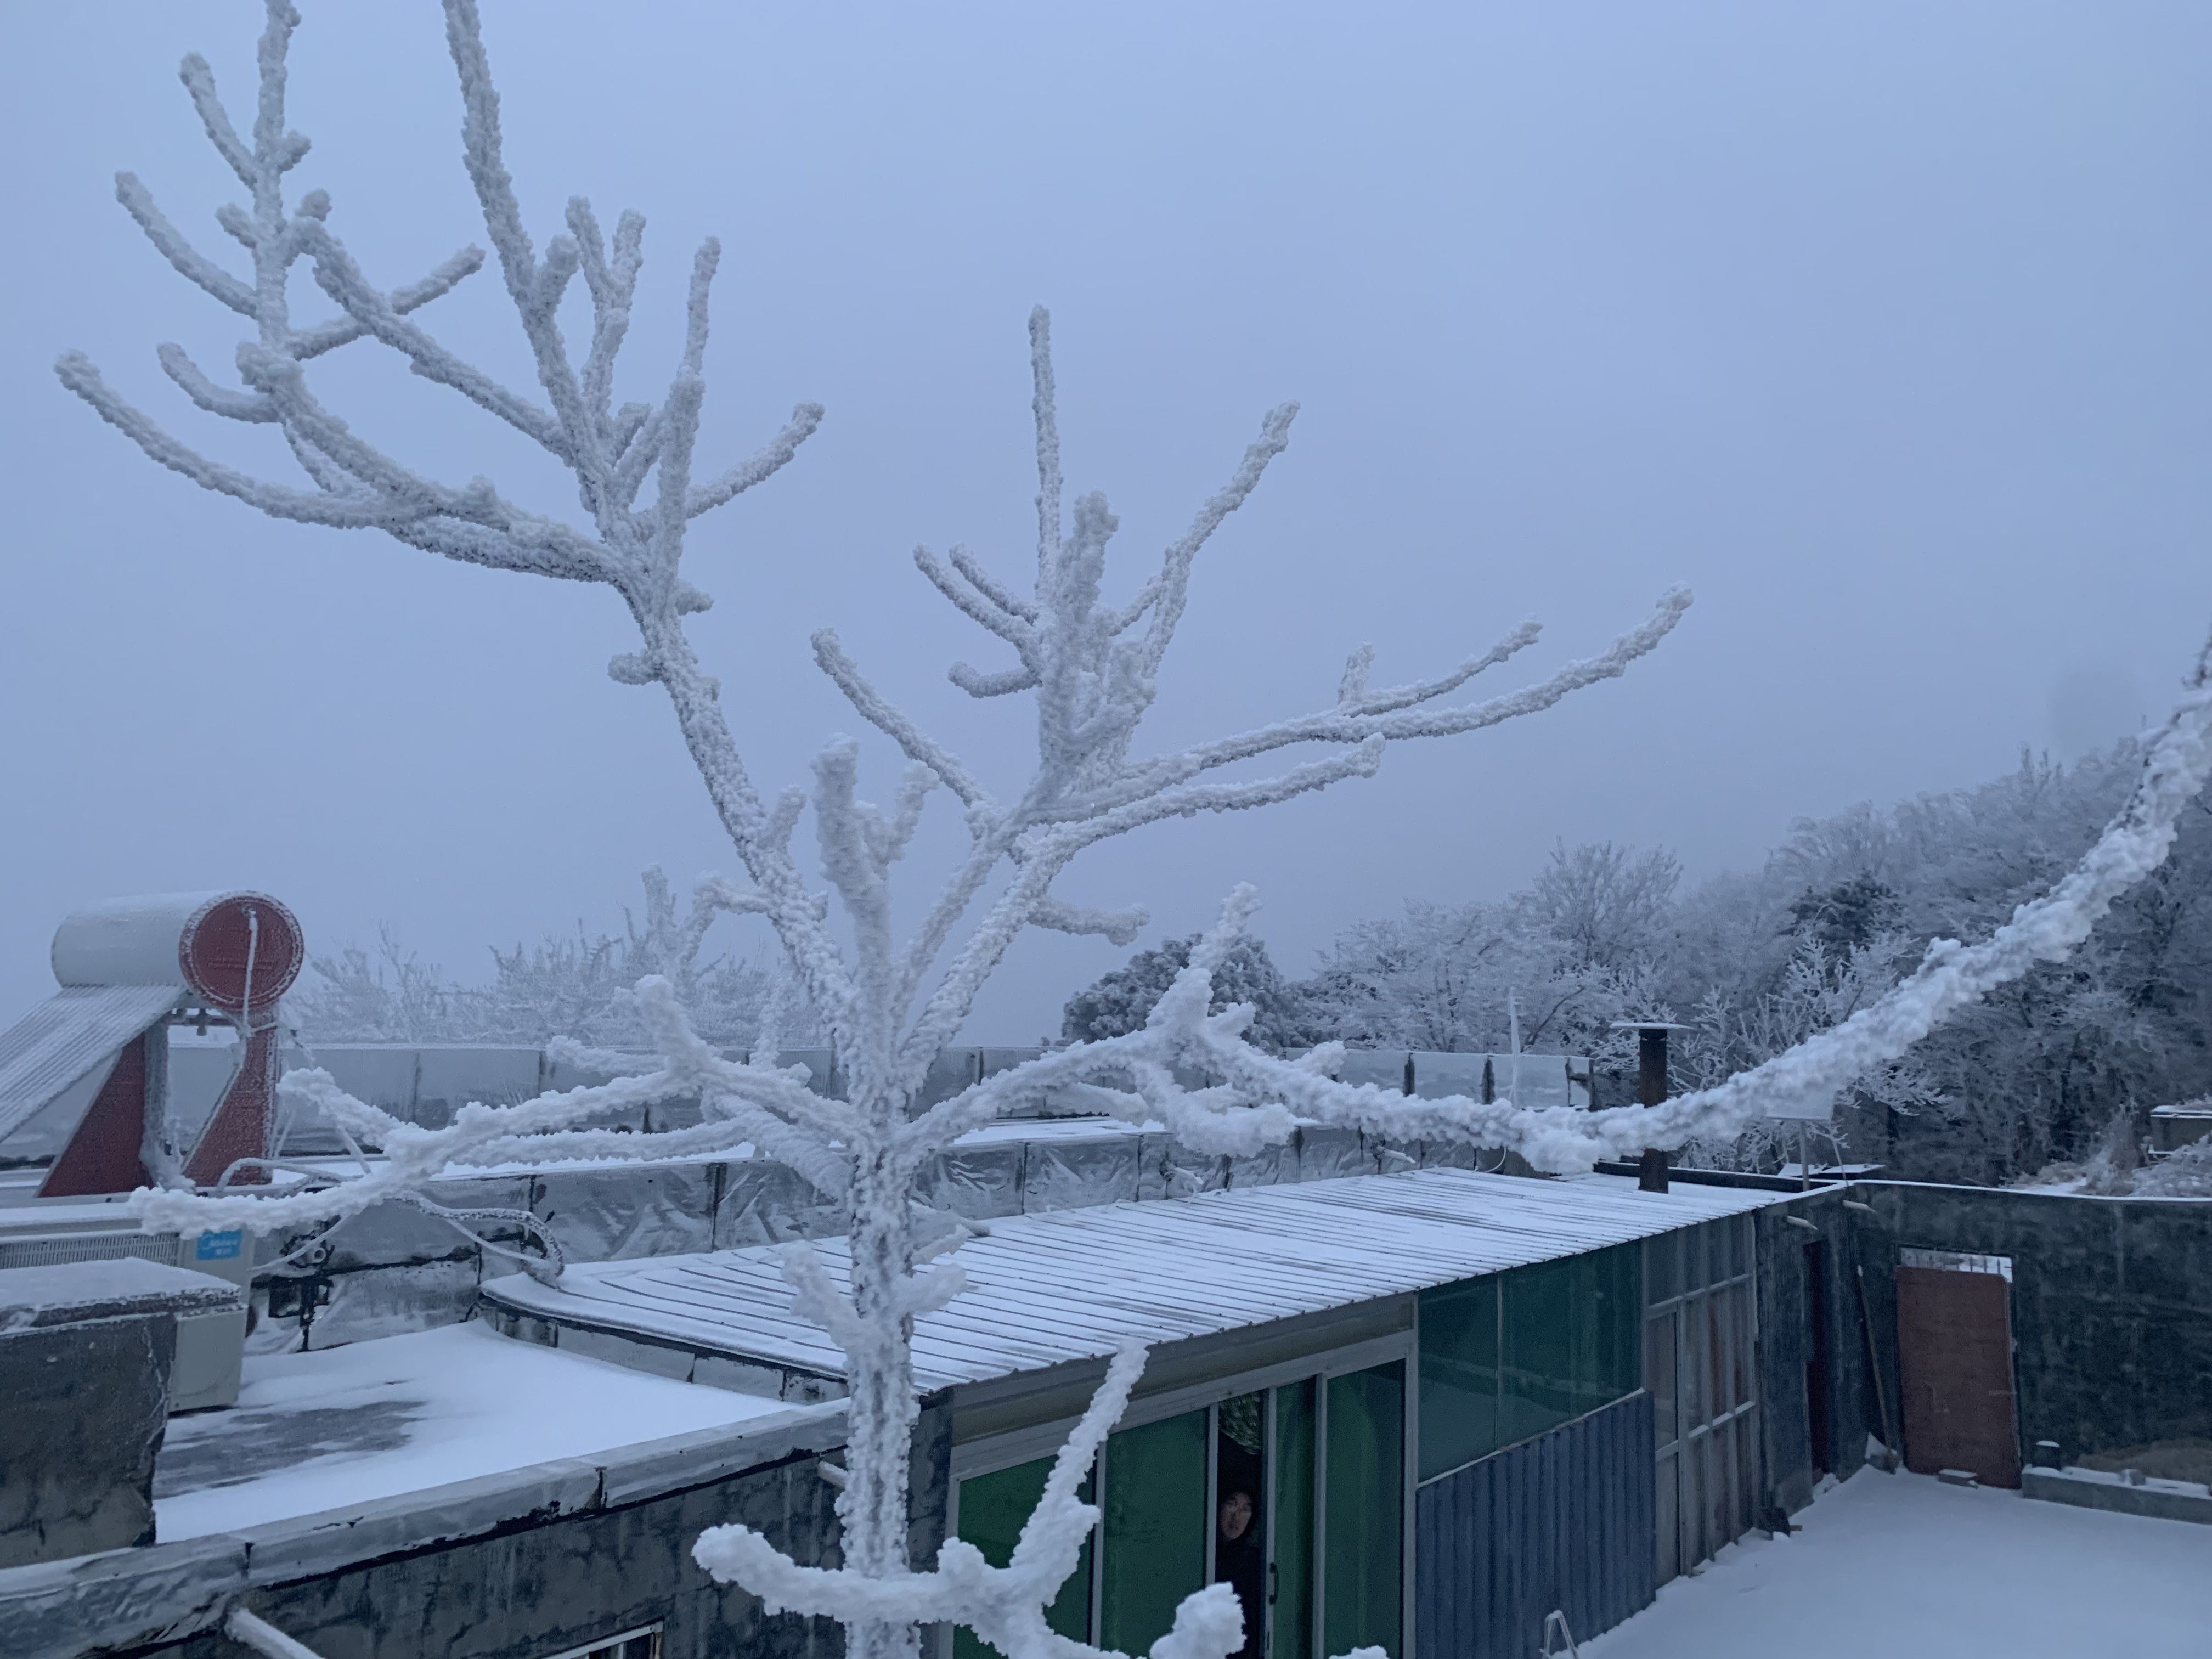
[1853,1182,2212,1464]
[1724,1175,2212,1524]
[2023,1464,2212,1524]
[0,1404,853,1659]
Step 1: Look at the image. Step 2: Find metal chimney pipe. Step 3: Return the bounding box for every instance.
[1613,1020,1688,1193]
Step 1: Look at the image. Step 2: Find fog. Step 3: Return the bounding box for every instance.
[4,2,2209,1041]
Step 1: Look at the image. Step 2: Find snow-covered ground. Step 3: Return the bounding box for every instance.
[154,1321,797,1541]
[1586,1467,2212,1659]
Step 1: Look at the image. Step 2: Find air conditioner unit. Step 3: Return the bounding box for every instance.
[0,1216,250,1412]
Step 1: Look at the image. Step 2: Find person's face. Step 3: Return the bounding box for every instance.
[1219,1491,1254,1542]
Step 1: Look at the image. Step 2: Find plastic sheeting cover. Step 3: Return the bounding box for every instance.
[1024,1137,1141,1213]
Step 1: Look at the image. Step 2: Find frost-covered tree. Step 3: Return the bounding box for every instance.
[291,867,803,1049]
[2135,1128,2212,1197]
[1296,897,1583,1054]
[1062,933,1311,1055]
[63,5,2212,1658]
[289,927,462,1046]
[1528,840,1683,972]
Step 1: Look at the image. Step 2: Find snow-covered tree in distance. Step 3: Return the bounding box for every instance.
[57,4,2212,1658]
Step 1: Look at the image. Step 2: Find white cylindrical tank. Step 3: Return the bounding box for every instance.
[50,892,303,1013]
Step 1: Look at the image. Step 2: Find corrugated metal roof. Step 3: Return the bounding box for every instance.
[483,1168,1786,1392]
[0,984,182,1144]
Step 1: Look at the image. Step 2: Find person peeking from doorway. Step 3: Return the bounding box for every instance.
[1215,1487,1264,1659]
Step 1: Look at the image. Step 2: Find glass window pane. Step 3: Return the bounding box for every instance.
[1103,1410,1209,1655]
[956,1457,1093,1659]
[1323,1363,1404,1659]
[1417,1276,1499,1479]
[1271,1381,1315,1659]
[1654,1451,1679,1584]
[1591,1244,1641,1406]
[1620,1245,1647,1395]
[1644,1313,1677,1448]
[1500,1259,1576,1446]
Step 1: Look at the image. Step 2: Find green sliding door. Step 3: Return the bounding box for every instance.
[1323,1362,1403,1659]
[953,1457,1093,1659]
[1102,1408,1209,1654]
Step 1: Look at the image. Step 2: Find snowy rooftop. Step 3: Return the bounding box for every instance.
[1582,1466,2211,1659]
[151,1322,798,1540]
[482,1168,1787,1393]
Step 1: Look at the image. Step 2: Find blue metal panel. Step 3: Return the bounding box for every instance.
[1415,1391,1655,1658]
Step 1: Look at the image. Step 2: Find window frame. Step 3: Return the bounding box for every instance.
[1413,1241,1646,1487]
[944,1331,1415,1659]
[538,1624,663,1659]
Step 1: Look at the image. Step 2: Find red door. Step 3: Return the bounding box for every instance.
[1895,1258,2020,1488]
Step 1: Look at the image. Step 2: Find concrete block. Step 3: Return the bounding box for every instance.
[0,1257,243,1325]
[0,1315,172,1567]
[0,1259,239,1570]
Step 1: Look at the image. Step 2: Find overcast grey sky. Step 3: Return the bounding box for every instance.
[4,2,2210,1041]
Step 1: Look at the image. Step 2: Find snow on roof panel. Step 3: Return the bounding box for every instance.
[0,984,183,1144]
[483,1167,1786,1392]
